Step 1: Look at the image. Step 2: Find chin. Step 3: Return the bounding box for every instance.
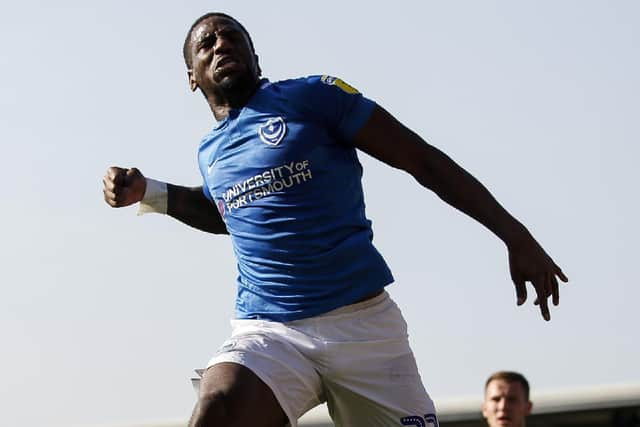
[218,71,253,93]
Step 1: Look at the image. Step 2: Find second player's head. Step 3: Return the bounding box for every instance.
[482,371,532,427]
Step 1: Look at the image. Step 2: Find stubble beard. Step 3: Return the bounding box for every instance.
[217,69,257,98]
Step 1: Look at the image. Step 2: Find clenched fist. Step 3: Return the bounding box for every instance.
[103,167,147,208]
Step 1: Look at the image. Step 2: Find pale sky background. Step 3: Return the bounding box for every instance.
[1,1,638,426]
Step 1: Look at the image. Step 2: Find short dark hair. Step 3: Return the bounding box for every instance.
[182,12,256,69]
[485,371,530,400]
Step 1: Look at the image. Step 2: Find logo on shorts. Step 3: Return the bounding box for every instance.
[401,413,439,427]
[258,117,287,146]
[216,340,237,354]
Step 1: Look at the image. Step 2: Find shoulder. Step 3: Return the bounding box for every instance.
[267,75,362,97]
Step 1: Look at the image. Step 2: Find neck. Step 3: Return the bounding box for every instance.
[206,76,260,121]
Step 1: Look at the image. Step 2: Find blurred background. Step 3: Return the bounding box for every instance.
[0,1,638,426]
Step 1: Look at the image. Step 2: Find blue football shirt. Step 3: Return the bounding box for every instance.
[198,75,394,321]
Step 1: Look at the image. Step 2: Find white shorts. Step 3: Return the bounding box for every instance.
[204,291,438,427]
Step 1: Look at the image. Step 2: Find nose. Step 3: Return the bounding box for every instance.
[214,33,232,53]
[497,398,507,410]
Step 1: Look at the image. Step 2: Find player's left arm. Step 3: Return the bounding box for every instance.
[353,105,568,321]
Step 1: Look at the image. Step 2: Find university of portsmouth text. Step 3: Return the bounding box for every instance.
[222,160,312,212]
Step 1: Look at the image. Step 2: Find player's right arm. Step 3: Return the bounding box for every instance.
[103,166,228,234]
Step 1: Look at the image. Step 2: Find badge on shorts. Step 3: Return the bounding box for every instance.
[320,75,360,94]
[258,117,287,146]
[216,339,237,354]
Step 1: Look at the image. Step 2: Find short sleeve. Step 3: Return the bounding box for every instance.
[294,75,376,142]
[197,133,215,202]
[201,184,213,202]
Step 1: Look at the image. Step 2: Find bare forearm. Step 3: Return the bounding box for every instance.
[412,143,531,249]
[167,184,228,234]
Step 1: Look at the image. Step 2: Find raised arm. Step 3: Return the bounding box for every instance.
[354,105,568,321]
[102,166,228,235]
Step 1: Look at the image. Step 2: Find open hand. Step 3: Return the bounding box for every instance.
[508,236,568,321]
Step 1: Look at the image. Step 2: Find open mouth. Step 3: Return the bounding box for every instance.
[215,56,238,70]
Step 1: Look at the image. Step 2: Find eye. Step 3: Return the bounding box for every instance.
[198,35,216,51]
[219,28,241,41]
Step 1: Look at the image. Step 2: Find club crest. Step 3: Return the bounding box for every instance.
[258,117,287,146]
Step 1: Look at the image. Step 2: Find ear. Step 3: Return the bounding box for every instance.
[254,54,262,77]
[481,402,489,419]
[525,401,533,416]
[187,69,198,92]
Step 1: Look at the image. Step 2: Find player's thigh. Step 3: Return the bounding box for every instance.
[196,362,288,427]
[319,293,438,426]
[324,352,437,427]
[204,322,326,425]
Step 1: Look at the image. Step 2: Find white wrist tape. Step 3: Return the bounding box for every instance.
[137,178,168,215]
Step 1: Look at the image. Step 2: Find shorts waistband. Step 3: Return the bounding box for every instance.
[314,290,390,319]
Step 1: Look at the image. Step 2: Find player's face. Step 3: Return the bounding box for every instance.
[188,16,259,96]
[482,380,532,427]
